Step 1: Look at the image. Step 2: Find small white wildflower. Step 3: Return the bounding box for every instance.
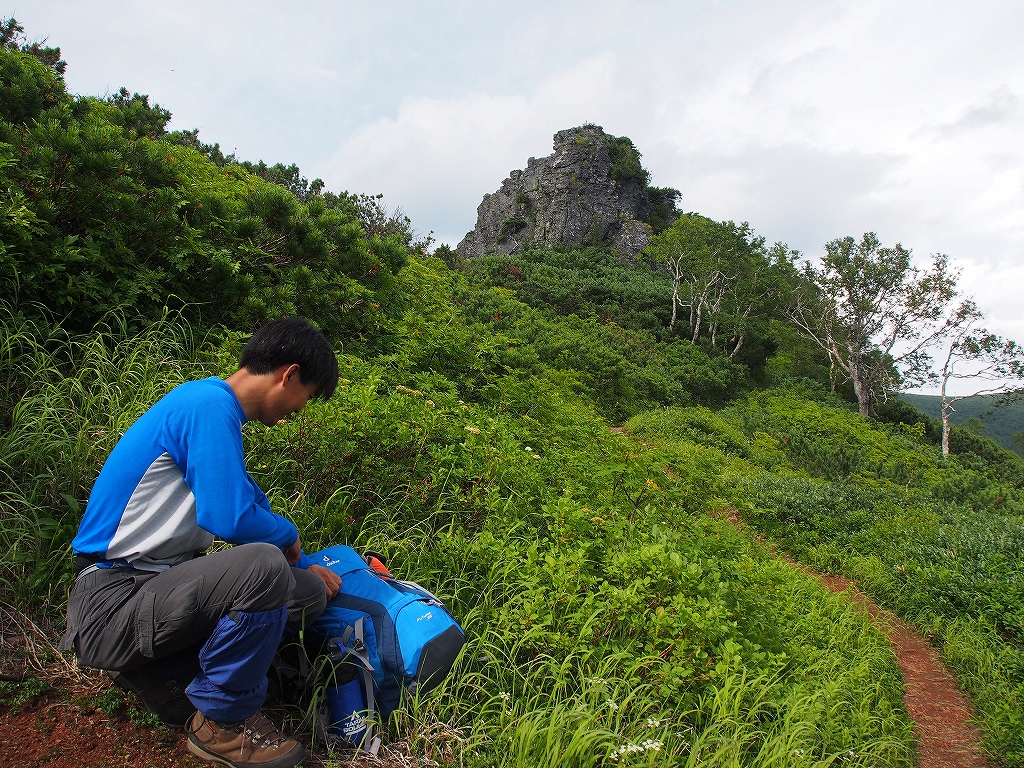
[606,699,618,711]
[525,446,533,452]
[641,739,663,752]
[645,718,661,728]
[498,691,511,701]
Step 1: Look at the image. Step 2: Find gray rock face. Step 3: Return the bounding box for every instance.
[457,125,653,260]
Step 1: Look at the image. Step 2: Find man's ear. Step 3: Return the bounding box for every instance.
[278,363,301,387]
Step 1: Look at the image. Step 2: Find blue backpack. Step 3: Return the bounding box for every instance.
[306,545,466,728]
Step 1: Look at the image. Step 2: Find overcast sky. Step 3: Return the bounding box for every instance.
[12,1,1024,391]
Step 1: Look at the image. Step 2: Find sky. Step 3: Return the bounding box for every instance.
[11,1,1024,392]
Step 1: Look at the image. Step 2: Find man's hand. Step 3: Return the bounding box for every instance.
[282,537,302,565]
[307,564,342,599]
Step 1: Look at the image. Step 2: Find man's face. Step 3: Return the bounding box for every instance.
[261,367,319,426]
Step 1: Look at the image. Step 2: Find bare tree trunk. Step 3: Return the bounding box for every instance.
[729,303,755,358]
[940,354,952,457]
[670,279,679,330]
[850,357,872,416]
[709,295,721,347]
[669,254,684,331]
[941,406,951,457]
[730,332,746,358]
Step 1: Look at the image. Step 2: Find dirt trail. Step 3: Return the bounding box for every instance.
[804,570,991,767]
[714,502,991,765]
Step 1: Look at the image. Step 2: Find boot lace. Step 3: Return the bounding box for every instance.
[238,712,290,750]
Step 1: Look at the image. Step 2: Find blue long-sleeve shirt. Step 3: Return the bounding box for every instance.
[72,376,311,571]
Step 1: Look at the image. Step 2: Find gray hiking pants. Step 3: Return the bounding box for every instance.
[61,543,326,676]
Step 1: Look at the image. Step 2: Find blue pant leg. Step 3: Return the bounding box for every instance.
[185,606,288,723]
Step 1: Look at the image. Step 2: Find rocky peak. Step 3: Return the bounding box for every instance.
[457,125,655,260]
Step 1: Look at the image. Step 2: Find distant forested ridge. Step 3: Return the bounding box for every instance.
[901,392,1024,457]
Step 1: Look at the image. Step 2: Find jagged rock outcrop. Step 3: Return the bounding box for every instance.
[457,125,654,260]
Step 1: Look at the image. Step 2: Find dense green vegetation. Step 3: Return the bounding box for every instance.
[0,296,917,768]
[0,31,409,346]
[602,128,681,234]
[2,20,1023,767]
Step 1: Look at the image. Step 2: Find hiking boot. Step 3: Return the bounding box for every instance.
[187,710,305,768]
[107,669,194,729]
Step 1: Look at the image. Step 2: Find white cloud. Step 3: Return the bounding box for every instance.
[318,53,626,245]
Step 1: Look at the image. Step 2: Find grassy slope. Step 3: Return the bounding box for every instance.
[3,32,1018,764]
[3,301,917,768]
[4,259,1023,766]
[627,392,1024,765]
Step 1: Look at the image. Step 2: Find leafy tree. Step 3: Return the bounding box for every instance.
[103,87,171,139]
[645,214,798,360]
[240,159,324,202]
[788,233,960,416]
[0,30,65,123]
[166,128,235,166]
[937,300,1024,455]
[646,186,682,234]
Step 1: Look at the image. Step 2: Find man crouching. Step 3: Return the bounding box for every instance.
[61,318,343,768]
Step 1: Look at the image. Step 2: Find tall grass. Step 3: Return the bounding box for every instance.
[402,615,913,768]
[318,497,915,768]
[0,310,212,608]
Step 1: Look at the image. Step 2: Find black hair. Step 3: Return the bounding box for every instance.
[239,318,339,400]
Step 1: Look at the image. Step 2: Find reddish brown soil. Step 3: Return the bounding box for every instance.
[0,673,431,768]
[0,691,201,768]
[0,603,432,768]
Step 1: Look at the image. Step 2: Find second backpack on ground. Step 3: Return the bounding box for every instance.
[306,544,466,721]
